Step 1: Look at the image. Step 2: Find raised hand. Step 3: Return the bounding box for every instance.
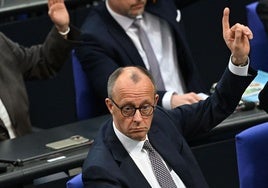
[48,0,70,33]
[222,7,253,65]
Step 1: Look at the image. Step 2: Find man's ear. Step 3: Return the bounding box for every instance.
[155,94,159,105]
[105,98,113,114]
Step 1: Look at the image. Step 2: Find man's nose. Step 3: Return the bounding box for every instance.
[133,109,143,121]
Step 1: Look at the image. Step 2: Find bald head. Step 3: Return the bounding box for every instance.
[107,66,156,99]
[105,66,158,141]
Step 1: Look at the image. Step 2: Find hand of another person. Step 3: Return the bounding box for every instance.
[171,92,203,108]
[48,0,70,33]
[222,7,253,65]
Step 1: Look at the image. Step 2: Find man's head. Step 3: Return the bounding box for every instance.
[105,66,159,141]
[108,0,147,18]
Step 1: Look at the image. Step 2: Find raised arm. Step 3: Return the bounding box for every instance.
[48,0,70,34]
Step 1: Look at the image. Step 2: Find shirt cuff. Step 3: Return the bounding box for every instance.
[228,55,250,76]
[162,91,176,110]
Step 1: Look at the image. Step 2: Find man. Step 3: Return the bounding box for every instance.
[75,0,207,117]
[82,8,255,187]
[0,0,80,141]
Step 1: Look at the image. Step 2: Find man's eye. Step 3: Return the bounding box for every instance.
[123,106,134,111]
[141,105,150,110]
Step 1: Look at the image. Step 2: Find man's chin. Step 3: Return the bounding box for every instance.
[128,10,145,18]
[128,130,148,140]
[131,135,147,141]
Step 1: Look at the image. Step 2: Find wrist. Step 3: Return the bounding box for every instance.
[170,92,178,109]
[58,26,70,36]
[231,54,248,66]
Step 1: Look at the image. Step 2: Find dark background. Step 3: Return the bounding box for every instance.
[0,0,256,129]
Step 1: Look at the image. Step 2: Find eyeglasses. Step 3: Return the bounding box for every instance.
[110,98,155,117]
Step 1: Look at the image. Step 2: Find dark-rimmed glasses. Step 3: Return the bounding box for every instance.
[110,98,155,117]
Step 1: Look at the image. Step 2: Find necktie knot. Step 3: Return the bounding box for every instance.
[143,140,154,152]
[133,17,142,28]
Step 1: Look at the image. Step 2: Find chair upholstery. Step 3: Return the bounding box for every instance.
[66,173,83,188]
[246,2,268,72]
[235,122,268,188]
[72,50,95,120]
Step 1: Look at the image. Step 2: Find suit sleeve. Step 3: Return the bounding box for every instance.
[9,25,80,80]
[83,166,125,188]
[168,67,257,139]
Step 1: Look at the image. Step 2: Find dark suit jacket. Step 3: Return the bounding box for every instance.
[0,26,80,140]
[82,68,256,188]
[76,0,205,117]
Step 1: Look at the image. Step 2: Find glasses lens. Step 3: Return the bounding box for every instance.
[121,106,135,117]
[140,105,154,116]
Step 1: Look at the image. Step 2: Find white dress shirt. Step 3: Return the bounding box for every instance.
[113,123,186,188]
[106,1,250,109]
[0,98,15,138]
[106,1,185,110]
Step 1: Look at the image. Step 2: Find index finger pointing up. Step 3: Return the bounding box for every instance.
[222,7,230,33]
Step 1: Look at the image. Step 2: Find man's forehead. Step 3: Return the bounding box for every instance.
[115,86,155,103]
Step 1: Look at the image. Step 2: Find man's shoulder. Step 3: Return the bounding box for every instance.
[81,2,106,24]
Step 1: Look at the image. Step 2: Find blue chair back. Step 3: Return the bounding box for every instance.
[246,2,268,72]
[66,173,83,188]
[235,122,268,188]
[72,50,95,120]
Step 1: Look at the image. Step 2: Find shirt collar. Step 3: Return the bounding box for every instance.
[113,122,147,155]
[106,0,140,31]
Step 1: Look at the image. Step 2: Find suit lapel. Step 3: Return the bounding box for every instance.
[148,122,194,187]
[119,156,151,188]
[96,1,181,69]
[146,0,198,92]
[97,4,146,68]
[146,0,178,28]
[105,121,151,188]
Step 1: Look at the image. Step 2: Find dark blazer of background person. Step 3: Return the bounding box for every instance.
[259,82,268,112]
[0,26,80,140]
[75,0,205,117]
[82,67,256,187]
[257,0,268,33]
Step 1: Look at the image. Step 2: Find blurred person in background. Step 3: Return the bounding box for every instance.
[75,0,208,117]
[0,0,80,141]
